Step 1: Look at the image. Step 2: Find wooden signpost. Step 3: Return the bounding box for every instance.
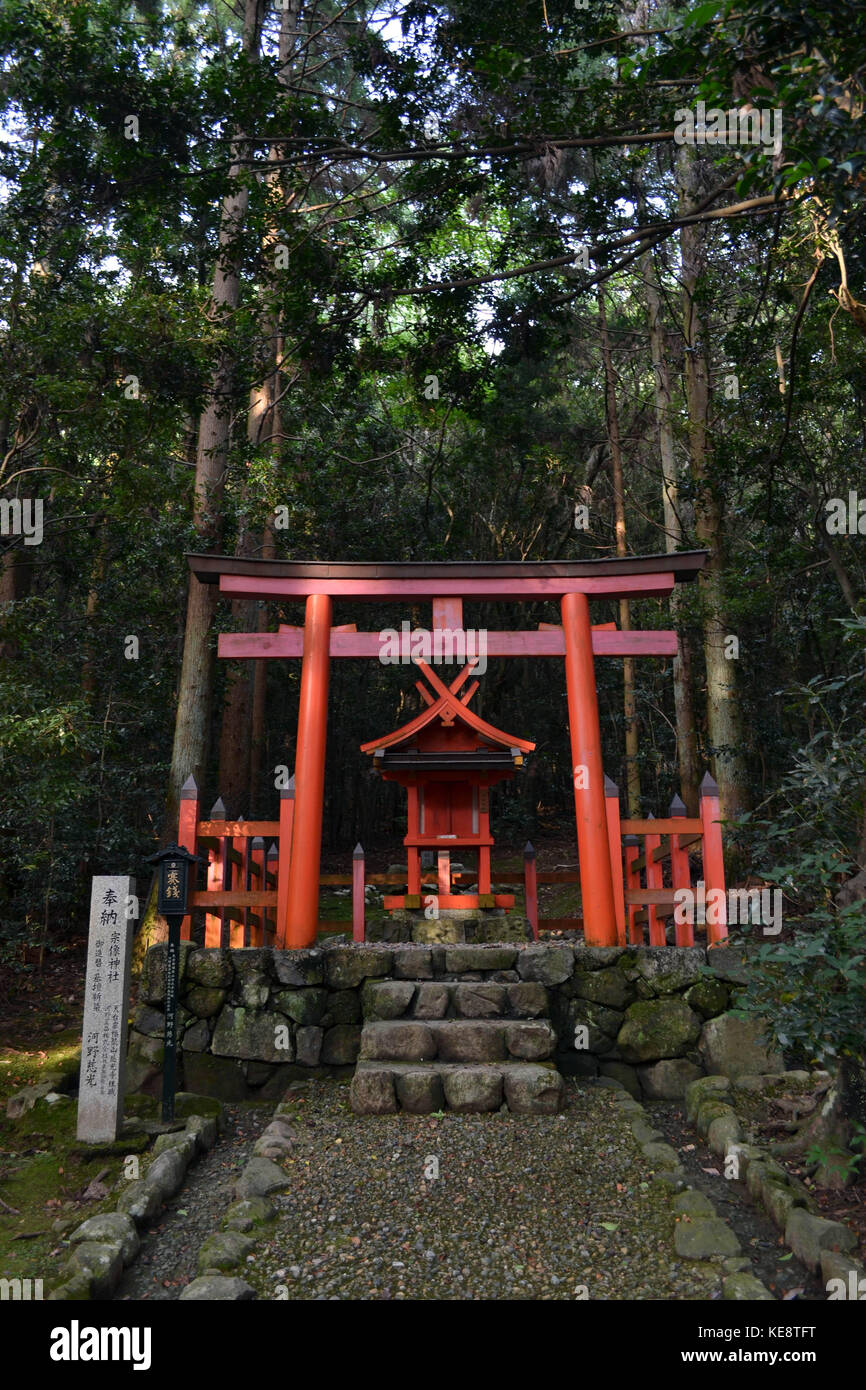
[77,876,135,1144]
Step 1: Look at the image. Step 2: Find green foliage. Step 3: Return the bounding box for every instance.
[729,618,866,1065]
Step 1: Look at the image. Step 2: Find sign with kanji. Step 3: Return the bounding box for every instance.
[76,876,134,1144]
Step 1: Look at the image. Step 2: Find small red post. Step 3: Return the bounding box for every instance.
[353,843,365,943]
[644,813,665,946]
[524,841,538,941]
[231,816,246,950]
[275,778,295,949]
[250,835,265,948]
[205,796,227,948]
[266,841,278,945]
[177,775,199,942]
[669,794,694,947]
[623,835,641,945]
[700,772,727,945]
[604,776,626,947]
[437,849,451,898]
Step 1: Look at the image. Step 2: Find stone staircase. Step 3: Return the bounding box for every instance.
[349,951,566,1115]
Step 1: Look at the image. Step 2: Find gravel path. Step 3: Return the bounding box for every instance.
[113,1079,798,1301]
[247,1078,720,1301]
[114,1103,272,1301]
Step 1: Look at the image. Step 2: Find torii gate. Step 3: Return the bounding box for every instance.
[188,550,708,949]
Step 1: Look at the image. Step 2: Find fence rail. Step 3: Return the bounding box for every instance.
[173,769,725,949]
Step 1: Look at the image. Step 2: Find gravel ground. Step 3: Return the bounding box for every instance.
[113,1079,799,1302]
[247,1077,721,1301]
[114,1103,273,1301]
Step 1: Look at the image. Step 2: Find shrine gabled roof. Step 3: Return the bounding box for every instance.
[360,660,535,758]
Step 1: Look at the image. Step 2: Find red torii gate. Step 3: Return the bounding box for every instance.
[188,550,708,949]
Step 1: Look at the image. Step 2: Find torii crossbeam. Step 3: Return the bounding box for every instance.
[188,551,707,949]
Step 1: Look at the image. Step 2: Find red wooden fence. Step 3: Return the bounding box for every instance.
[173,770,726,948]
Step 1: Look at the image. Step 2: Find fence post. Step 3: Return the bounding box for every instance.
[644,813,665,946]
[524,841,538,941]
[700,773,727,945]
[604,776,626,946]
[276,777,295,949]
[353,843,366,943]
[623,834,641,945]
[177,775,199,942]
[232,815,246,950]
[669,794,694,947]
[205,796,227,948]
[250,835,265,947]
[266,841,278,945]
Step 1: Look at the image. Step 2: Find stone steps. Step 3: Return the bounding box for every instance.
[350,1061,564,1115]
[361,979,549,1021]
[351,989,565,1114]
[359,1017,557,1064]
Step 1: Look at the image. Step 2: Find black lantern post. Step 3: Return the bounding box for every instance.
[146,843,201,1120]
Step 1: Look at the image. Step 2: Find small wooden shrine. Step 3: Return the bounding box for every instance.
[360,658,535,912]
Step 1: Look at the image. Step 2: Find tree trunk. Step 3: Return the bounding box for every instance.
[642,248,701,813]
[597,287,641,815]
[164,0,266,835]
[678,146,751,820]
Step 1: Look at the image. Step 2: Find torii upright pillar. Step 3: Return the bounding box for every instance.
[283,593,332,946]
[561,591,618,946]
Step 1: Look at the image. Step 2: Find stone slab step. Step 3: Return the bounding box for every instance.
[361,979,550,1022]
[359,1018,556,1064]
[350,1061,565,1115]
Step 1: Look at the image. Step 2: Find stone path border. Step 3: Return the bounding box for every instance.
[683,1073,864,1299]
[601,1079,775,1300]
[179,1109,294,1300]
[178,1078,782,1301]
[47,1096,224,1301]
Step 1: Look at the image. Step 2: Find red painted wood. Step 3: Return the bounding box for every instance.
[250,840,266,947]
[432,596,463,629]
[403,835,495,847]
[361,660,535,755]
[437,850,451,897]
[561,591,618,947]
[524,844,538,942]
[644,819,666,946]
[623,841,642,945]
[700,779,727,945]
[196,820,280,836]
[621,817,703,834]
[191,890,277,907]
[204,840,225,948]
[352,846,365,943]
[383,893,515,910]
[177,779,199,942]
[219,573,676,601]
[275,786,294,949]
[604,782,626,947]
[219,629,679,660]
[285,594,332,947]
[670,802,694,947]
[231,832,247,949]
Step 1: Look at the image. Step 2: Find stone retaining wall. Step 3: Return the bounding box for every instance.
[127,941,775,1102]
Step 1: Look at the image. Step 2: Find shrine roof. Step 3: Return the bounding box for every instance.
[189,550,707,590]
[360,660,534,759]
